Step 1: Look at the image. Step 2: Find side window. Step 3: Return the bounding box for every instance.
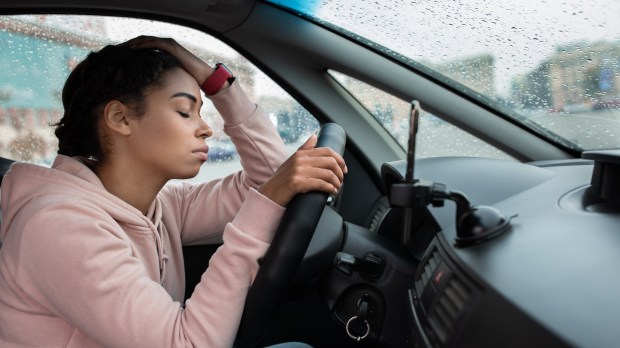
[0,15,319,182]
[328,71,515,160]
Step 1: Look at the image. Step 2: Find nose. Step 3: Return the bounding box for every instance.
[197,118,213,139]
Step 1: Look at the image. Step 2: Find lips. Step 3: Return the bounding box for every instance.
[192,145,209,161]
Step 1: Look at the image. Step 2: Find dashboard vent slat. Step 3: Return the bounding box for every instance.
[416,249,441,290]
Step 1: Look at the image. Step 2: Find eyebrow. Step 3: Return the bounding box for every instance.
[170,92,203,106]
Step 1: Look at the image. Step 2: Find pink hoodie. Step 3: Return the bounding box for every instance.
[0,83,288,347]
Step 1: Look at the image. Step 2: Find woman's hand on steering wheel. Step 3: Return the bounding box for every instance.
[259,134,347,207]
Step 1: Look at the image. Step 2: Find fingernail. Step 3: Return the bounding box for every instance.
[344,165,348,174]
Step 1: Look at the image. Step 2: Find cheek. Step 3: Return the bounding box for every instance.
[130,119,165,151]
[134,119,191,152]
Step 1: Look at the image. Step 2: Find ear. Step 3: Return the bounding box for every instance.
[102,100,132,136]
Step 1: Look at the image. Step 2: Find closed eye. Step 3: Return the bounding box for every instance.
[178,111,190,118]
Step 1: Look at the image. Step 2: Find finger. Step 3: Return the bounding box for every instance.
[290,163,343,190]
[302,147,347,175]
[287,153,344,183]
[298,134,317,150]
[126,37,179,54]
[310,167,343,190]
[306,157,345,183]
[122,35,160,48]
[295,176,340,195]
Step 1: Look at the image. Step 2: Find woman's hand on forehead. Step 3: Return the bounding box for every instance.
[123,36,214,86]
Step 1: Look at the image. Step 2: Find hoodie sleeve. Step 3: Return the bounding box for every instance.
[160,82,289,245]
[15,195,282,348]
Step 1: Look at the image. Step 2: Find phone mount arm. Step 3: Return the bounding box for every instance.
[389,181,511,247]
[390,100,511,248]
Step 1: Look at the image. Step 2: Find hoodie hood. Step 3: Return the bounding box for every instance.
[0,155,157,240]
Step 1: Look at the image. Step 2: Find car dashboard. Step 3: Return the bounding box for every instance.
[377,153,620,347]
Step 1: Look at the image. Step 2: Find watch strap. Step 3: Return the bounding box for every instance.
[201,63,234,96]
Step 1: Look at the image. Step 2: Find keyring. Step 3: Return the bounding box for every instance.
[346,315,370,342]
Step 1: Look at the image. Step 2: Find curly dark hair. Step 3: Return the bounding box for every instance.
[54,44,181,160]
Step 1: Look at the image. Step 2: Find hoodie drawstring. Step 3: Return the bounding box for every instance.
[146,216,168,286]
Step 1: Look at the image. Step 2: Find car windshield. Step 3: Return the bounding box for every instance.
[267,0,620,151]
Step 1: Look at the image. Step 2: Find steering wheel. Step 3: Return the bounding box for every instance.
[235,123,346,347]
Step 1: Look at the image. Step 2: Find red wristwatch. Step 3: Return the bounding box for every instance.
[201,63,235,96]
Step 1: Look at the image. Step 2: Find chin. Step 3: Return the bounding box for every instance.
[170,166,202,180]
[177,171,200,180]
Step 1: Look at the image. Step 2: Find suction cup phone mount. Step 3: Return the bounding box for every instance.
[389,101,512,248]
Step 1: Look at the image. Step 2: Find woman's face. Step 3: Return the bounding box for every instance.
[125,67,212,180]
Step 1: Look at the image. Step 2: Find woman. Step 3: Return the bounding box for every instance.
[0,36,346,347]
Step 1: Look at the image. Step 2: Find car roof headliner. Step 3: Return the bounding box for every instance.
[0,0,256,33]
